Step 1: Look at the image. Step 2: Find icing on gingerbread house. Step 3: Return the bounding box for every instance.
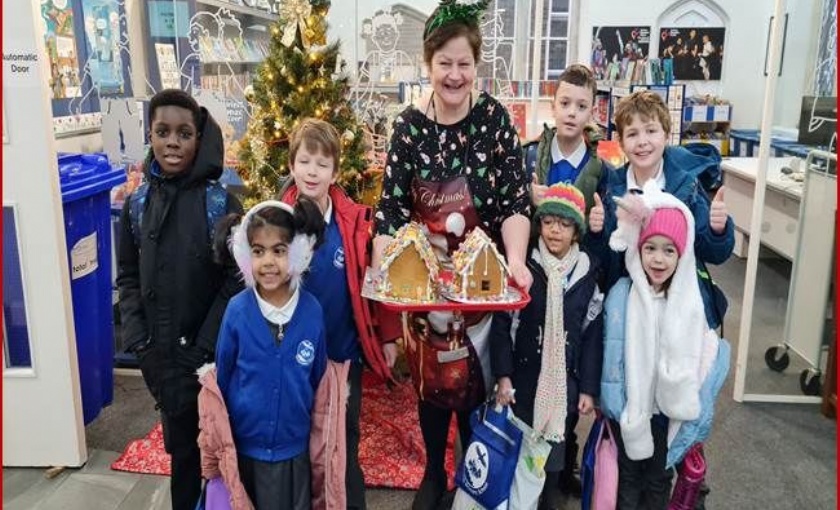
[379,222,439,301]
[451,227,509,300]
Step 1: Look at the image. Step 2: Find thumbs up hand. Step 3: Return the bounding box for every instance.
[709,186,728,234]
[589,193,605,233]
[531,173,548,205]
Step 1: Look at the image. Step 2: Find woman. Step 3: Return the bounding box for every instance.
[371,1,532,508]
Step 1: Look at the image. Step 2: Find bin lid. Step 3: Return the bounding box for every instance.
[59,153,128,203]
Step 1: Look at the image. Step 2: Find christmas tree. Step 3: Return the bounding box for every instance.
[237,0,369,206]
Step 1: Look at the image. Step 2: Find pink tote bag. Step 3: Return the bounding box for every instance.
[592,419,619,510]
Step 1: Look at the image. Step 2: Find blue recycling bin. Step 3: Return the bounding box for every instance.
[58,153,126,425]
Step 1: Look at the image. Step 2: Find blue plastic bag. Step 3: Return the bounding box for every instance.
[580,415,605,510]
[455,404,523,509]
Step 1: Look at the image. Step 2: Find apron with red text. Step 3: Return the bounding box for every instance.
[402,175,493,411]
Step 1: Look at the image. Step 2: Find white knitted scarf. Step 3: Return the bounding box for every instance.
[533,239,579,442]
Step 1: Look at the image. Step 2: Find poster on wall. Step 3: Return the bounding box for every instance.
[80,0,125,95]
[155,43,181,90]
[591,26,650,81]
[658,27,725,81]
[40,0,83,99]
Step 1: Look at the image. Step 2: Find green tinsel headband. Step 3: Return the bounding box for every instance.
[424,0,489,40]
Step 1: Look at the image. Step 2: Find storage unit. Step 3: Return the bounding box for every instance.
[597,83,685,145]
[632,84,685,146]
[682,101,733,156]
[596,84,631,141]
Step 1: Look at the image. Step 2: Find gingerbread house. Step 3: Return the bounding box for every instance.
[451,227,510,300]
[379,222,439,301]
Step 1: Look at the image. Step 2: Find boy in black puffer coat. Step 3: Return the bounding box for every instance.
[490,183,604,510]
[116,89,243,510]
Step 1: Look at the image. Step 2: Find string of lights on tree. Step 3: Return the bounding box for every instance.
[237,0,371,206]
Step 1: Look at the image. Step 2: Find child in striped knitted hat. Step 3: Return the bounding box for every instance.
[490,182,604,509]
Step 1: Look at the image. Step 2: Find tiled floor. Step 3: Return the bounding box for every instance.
[3,451,172,510]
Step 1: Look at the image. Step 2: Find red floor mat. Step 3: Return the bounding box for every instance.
[110,372,457,490]
[110,422,171,476]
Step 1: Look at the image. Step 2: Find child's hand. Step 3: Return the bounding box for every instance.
[578,393,595,415]
[589,193,605,233]
[709,186,728,234]
[495,377,516,407]
[531,173,548,205]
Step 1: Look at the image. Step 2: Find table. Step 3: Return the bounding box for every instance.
[720,157,804,260]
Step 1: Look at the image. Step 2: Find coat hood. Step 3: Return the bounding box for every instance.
[660,145,720,194]
[145,106,224,186]
[536,123,603,153]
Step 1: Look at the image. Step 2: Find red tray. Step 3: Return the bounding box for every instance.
[362,268,531,313]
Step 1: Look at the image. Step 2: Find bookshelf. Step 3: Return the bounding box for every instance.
[193,0,277,95]
[631,84,685,146]
[596,83,686,146]
[681,100,733,156]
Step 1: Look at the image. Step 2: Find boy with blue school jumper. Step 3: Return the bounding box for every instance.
[525,63,610,496]
[117,89,243,510]
[281,118,393,510]
[527,64,611,218]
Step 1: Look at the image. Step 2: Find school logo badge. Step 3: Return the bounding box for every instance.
[462,441,490,494]
[296,340,316,366]
[333,246,345,269]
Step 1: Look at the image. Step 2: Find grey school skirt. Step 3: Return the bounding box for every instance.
[238,450,310,509]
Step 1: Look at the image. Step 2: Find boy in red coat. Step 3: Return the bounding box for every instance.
[281,118,392,509]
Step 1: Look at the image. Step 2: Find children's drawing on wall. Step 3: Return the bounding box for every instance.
[659,27,725,81]
[350,7,417,119]
[187,7,261,165]
[360,8,416,83]
[591,26,650,81]
[478,9,514,99]
[40,0,83,99]
[185,8,256,98]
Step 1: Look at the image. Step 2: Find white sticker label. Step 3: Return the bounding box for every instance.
[691,105,708,122]
[3,49,41,88]
[70,232,98,280]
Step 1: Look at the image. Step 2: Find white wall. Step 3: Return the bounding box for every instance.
[577,0,820,130]
[772,0,820,130]
[3,0,87,467]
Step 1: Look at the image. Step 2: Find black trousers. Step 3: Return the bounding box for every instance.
[611,418,674,510]
[346,361,366,510]
[418,400,473,485]
[559,411,579,480]
[161,408,202,510]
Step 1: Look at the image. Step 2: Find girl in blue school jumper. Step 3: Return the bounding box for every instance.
[214,197,327,510]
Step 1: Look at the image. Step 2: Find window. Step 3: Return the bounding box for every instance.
[528,0,571,80]
[480,0,574,84]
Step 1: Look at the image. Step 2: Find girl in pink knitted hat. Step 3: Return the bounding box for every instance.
[599,181,730,510]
